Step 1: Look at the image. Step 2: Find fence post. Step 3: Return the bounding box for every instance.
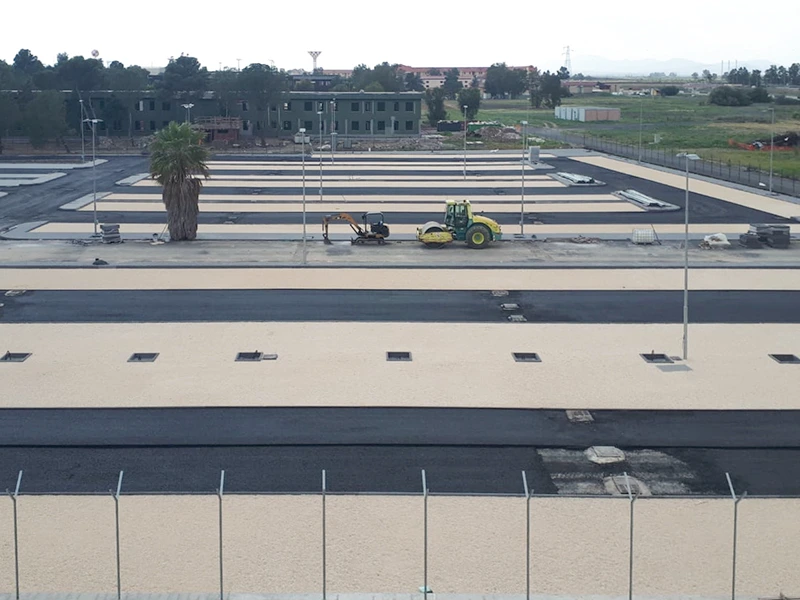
[218,470,225,600]
[421,470,429,597]
[623,472,637,600]
[113,470,124,600]
[7,470,22,600]
[726,473,747,600]
[322,470,327,600]
[522,471,531,600]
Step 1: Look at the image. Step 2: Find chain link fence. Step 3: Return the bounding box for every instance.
[3,469,799,599]
[528,127,800,198]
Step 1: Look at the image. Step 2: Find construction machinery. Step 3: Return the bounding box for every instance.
[322,212,389,245]
[417,200,502,249]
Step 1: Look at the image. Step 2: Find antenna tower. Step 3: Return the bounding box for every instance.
[563,46,572,72]
[308,51,322,72]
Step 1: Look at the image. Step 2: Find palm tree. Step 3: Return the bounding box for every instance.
[149,122,209,241]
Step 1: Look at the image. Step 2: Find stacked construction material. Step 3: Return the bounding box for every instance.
[739,224,791,249]
[766,225,791,249]
[100,223,121,244]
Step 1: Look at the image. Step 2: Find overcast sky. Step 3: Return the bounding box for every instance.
[3,0,797,72]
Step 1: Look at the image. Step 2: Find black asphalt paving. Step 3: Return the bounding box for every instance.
[2,289,798,323]
[2,408,799,448]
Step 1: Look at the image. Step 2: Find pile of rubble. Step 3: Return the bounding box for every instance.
[472,126,521,141]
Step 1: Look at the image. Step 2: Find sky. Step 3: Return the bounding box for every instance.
[2,0,797,73]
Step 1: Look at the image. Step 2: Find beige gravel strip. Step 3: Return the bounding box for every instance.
[206,174,551,181]
[571,155,800,218]
[104,193,621,202]
[132,180,565,189]
[83,201,641,214]
[30,222,797,235]
[3,323,800,410]
[3,267,800,291]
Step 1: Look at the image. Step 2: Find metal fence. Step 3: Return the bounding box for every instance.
[528,127,800,198]
[4,469,799,599]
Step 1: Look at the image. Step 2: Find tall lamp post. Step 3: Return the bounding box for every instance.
[181,103,195,123]
[83,118,103,236]
[300,128,307,264]
[676,152,701,360]
[767,106,775,194]
[462,104,468,180]
[520,120,528,236]
[330,100,336,165]
[79,99,86,163]
[638,94,644,163]
[318,110,324,204]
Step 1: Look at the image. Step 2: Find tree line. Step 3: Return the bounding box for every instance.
[724,63,800,87]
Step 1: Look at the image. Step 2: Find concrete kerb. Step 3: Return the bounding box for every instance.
[59,192,112,211]
[0,593,767,600]
[0,159,107,170]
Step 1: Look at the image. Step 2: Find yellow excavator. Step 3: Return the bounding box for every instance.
[417,200,502,249]
[322,212,390,245]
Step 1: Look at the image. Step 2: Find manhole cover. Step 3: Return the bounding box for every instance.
[604,475,651,496]
[566,410,594,423]
[507,314,527,322]
[491,290,509,297]
[4,290,26,297]
[585,446,625,464]
[500,303,520,311]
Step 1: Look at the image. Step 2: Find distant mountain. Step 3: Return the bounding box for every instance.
[571,56,774,77]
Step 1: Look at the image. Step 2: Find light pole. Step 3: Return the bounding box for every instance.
[520,120,528,236]
[84,118,103,236]
[676,152,700,360]
[330,99,336,165]
[462,104,468,180]
[638,94,644,163]
[318,110,324,204]
[79,99,86,163]
[767,106,775,194]
[300,128,307,264]
[181,103,195,123]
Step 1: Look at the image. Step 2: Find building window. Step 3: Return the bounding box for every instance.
[365,120,371,131]
[283,120,292,130]
[393,101,399,111]
[405,120,413,131]
[149,120,156,131]
[304,120,313,131]
[351,120,360,131]
[351,101,360,111]
[162,102,171,111]
[364,101,372,111]
[377,101,385,111]
[243,120,250,131]
[134,121,141,131]
[283,102,292,110]
[377,120,385,131]
[393,119,399,131]
[242,101,249,112]
[304,101,313,111]
[270,120,277,129]
[149,100,155,111]
[405,101,413,111]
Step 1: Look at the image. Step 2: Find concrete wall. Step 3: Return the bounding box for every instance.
[0,495,799,597]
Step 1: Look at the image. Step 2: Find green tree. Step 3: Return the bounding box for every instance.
[442,68,462,99]
[0,93,21,153]
[702,69,713,82]
[457,87,481,120]
[748,87,770,103]
[148,122,210,241]
[691,72,699,81]
[13,49,43,77]
[557,67,570,80]
[23,90,68,148]
[427,68,441,76]
[56,55,106,91]
[709,86,751,106]
[364,81,384,92]
[211,69,240,116]
[159,55,209,101]
[404,72,424,91]
[539,71,568,108]
[239,63,288,145]
[484,63,509,98]
[424,88,446,126]
[106,62,149,90]
[660,85,680,96]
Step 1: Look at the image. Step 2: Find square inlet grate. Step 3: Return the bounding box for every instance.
[387,351,412,362]
[507,314,527,323]
[237,351,264,362]
[513,352,541,363]
[128,353,159,363]
[769,354,800,364]
[0,351,30,363]
[641,352,673,364]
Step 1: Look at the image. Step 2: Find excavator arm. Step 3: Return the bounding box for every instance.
[322,213,365,242]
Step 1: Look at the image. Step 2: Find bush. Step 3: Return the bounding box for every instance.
[748,87,771,103]
[709,86,752,107]
[775,95,800,106]
[660,85,680,96]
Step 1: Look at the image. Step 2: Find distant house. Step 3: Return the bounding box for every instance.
[554,106,621,122]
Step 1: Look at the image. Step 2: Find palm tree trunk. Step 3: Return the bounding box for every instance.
[163,178,200,241]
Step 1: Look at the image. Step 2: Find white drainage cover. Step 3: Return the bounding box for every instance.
[500,303,520,311]
[507,314,527,322]
[604,475,651,496]
[585,446,626,464]
[492,290,509,297]
[566,410,594,423]
[4,290,26,297]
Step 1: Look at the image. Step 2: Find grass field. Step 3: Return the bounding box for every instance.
[444,95,800,178]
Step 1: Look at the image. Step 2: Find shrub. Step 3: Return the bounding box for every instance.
[660,85,680,97]
[748,87,771,103]
[775,95,800,106]
[709,86,752,107]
